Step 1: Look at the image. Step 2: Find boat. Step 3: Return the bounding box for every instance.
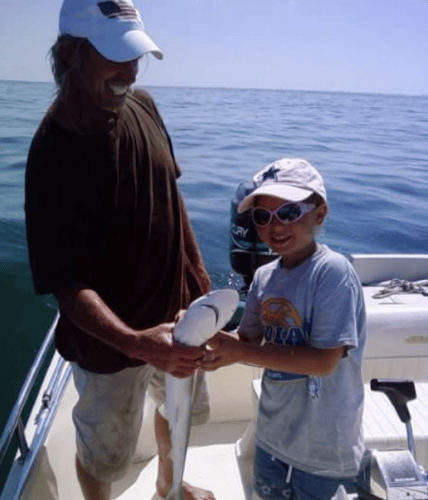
[1,251,427,500]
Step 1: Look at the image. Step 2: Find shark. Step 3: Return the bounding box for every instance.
[164,289,240,500]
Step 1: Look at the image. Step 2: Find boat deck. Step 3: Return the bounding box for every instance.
[113,437,250,500]
[13,370,428,500]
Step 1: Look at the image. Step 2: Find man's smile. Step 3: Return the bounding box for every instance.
[108,82,130,96]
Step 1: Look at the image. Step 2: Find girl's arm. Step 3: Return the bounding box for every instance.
[202,330,346,376]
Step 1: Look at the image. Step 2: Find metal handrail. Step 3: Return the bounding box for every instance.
[0,311,60,466]
[8,356,72,500]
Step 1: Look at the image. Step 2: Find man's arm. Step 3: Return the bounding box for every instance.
[55,284,205,378]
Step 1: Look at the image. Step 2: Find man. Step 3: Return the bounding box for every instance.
[25,1,215,499]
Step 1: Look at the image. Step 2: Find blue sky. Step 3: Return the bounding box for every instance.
[1,0,427,95]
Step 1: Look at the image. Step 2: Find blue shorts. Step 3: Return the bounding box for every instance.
[253,446,357,500]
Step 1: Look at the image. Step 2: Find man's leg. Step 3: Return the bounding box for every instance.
[76,455,111,500]
[154,409,215,500]
[150,369,215,500]
[154,408,173,497]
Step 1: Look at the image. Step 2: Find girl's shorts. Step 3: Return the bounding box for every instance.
[253,446,357,500]
[71,363,209,482]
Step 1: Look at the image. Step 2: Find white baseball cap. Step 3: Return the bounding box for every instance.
[59,0,163,62]
[238,158,327,213]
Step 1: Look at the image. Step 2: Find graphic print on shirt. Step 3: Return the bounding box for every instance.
[260,297,308,380]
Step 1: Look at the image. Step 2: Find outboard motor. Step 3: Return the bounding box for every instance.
[229,181,277,291]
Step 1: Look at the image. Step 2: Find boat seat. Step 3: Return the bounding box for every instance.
[348,254,428,285]
[361,286,428,383]
[251,380,428,470]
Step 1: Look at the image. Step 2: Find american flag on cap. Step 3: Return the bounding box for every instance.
[97,1,139,21]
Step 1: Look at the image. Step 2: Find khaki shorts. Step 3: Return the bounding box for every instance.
[71,363,210,482]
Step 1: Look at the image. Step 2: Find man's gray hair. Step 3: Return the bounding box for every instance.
[49,35,88,89]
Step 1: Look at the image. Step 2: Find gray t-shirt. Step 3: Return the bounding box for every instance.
[240,244,366,477]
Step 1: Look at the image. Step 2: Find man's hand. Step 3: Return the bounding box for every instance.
[130,321,205,378]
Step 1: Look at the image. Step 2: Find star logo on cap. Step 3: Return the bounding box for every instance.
[261,166,281,182]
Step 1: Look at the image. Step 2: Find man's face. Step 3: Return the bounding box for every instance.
[74,44,139,111]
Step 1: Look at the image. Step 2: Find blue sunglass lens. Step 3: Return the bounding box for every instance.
[253,208,271,226]
[277,203,301,222]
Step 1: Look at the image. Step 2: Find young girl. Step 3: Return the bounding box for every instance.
[203,158,366,500]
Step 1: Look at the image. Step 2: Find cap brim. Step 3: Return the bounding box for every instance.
[237,184,313,213]
[91,29,163,62]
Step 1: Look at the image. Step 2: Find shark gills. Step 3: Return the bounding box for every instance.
[164,290,239,500]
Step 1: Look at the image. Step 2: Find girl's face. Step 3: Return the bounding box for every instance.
[254,195,327,269]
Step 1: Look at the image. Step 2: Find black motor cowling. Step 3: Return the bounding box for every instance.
[229,181,277,290]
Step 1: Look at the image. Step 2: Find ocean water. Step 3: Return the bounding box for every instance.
[0,80,427,481]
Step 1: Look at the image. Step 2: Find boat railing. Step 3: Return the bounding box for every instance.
[0,311,72,500]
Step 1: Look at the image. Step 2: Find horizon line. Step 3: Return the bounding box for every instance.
[0,78,427,99]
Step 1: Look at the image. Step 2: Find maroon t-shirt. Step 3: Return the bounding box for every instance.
[25,89,210,373]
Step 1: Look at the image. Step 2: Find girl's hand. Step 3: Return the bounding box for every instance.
[201,330,242,371]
